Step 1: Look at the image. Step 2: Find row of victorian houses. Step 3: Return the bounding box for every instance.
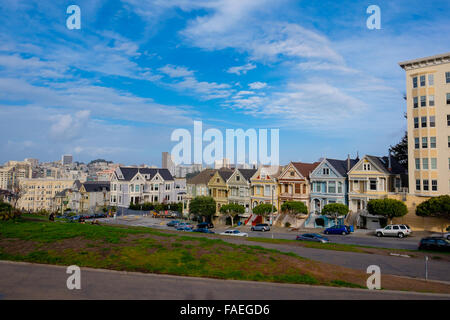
[185,154,408,229]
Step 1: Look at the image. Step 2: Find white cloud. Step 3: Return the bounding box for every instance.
[159,64,194,77]
[226,63,256,75]
[248,82,267,89]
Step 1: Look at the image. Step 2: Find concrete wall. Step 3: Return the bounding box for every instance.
[388,194,449,232]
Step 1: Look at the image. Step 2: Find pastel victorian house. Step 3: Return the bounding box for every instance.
[226,168,257,222]
[185,169,217,214]
[347,155,407,229]
[277,162,320,210]
[248,165,283,225]
[207,168,234,222]
[306,157,358,228]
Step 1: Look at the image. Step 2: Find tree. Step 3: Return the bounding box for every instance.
[220,203,245,226]
[367,198,407,224]
[189,196,216,222]
[389,113,408,170]
[322,203,349,225]
[416,195,450,231]
[253,203,277,218]
[281,201,308,217]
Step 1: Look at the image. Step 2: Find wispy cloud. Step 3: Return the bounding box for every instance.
[226,63,256,75]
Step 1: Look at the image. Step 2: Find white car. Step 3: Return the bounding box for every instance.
[431,232,450,240]
[375,224,411,238]
[219,229,249,237]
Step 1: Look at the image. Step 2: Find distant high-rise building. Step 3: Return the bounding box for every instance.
[214,158,231,169]
[399,52,450,196]
[162,152,175,176]
[62,155,73,166]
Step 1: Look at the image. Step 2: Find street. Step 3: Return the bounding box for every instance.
[1,261,449,300]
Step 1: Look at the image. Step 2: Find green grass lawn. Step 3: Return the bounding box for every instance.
[0,217,367,288]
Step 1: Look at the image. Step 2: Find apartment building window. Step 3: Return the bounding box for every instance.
[429,95,435,106]
[414,137,419,149]
[428,74,434,86]
[420,96,426,107]
[448,158,450,170]
[422,158,429,170]
[430,137,436,148]
[423,180,429,191]
[412,77,417,88]
[421,116,427,127]
[415,179,420,191]
[369,179,377,191]
[414,117,419,128]
[430,116,435,127]
[420,75,426,86]
[448,136,450,148]
[328,181,336,193]
[447,93,450,104]
[431,158,437,169]
[448,115,450,126]
[422,137,428,148]
[413,97,418,108]
[446,72,450,83]
[432,180,437,191]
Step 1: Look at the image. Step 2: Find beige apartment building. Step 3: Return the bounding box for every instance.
[399,52,450,196]
[0,161,32,190]
[18,178,75,212]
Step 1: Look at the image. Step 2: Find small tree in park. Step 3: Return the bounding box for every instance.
[220,203,245,226]
[189,196,216,222]
[281,201,308,217]
[367,198,407,224]
[322,203,349,225]
[416,195,450,232]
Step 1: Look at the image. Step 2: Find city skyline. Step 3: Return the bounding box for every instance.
[1,1,450,166]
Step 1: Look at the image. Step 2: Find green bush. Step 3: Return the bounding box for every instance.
[367,198,407,223]
[284,222,291,228]
[416,195,450,220]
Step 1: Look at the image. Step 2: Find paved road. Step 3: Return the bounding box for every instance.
[102,216,424,250]
[1,261,448,300]
[102,216,450,282]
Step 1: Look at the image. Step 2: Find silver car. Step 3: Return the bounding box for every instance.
[251,223,270,232]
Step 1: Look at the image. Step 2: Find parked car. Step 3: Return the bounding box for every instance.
[418,237,450,252]
[167,220,181,227]
[197,222,214,229]
[192,228,215,234]
[296,233,330,243]
[177,222,194,229]
[324,225,350,235]
[219,229,249,237]
[176,226,193,232]
[375,224,411,238]
[445,232,450,240]
[251,223,270,232]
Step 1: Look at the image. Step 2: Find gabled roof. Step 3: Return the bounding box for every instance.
[187,169,217,185]
[217,168,234,181]
[115,167,174,182]
[367,155,406,175]
[326,158,359,177]
[237,168,257,182]
[291,162,320,178]
[82,181,110,192]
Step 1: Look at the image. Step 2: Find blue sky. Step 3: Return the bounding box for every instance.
[0,0,449,166]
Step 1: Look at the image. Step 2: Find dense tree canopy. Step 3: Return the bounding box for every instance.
[281,201,308,217]
[322,203,349,223]
[189,196,216,221]
[220,203,245,226]
[367,198,407,223]
[389,132,408,170]
[416,195,450,220]
[253,203,277,217]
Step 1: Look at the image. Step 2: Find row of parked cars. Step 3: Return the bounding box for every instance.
[60,213,108,222]
[166,220,216,233]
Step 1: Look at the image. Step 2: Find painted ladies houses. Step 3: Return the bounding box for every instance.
[226,168,257,220]
[207,168,234,222]
[250,165,283,211]
[277,162,320,210]
[185,169,217,214]
[347,155,407,229]
[306,157,358,228]
[110,167,175,209]
[79,181,110,213]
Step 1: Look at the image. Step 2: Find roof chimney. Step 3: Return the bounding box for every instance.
[347,154,350,171]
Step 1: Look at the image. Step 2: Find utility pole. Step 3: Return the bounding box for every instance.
[271,185,274,239]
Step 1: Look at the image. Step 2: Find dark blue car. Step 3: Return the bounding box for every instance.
[193,228,215,234]
[324,225,350,235]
